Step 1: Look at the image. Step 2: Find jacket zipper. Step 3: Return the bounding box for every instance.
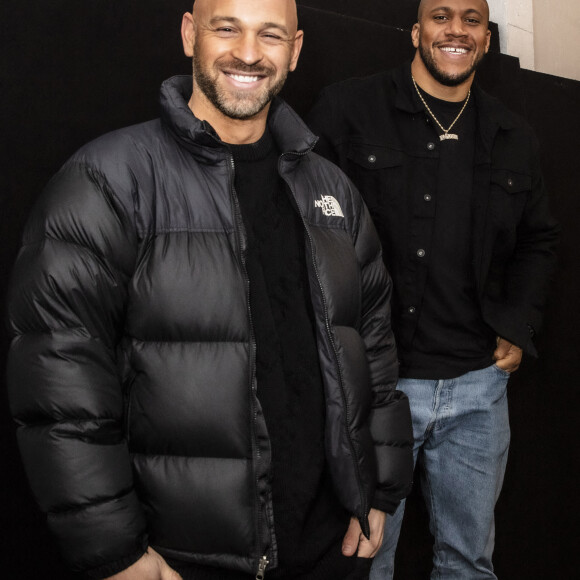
[226,153,271,577]
[256,554,269,579]
[278,152,370,536]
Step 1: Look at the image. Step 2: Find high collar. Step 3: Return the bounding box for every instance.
[159,75,317,162]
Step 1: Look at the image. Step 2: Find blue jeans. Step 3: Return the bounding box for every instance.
[370,365,511,580]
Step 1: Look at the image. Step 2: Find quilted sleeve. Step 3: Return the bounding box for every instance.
[6,162,148,577]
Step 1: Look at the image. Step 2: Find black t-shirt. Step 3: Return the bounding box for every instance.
[401,89,496,379]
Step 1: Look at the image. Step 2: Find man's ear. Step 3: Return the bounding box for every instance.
[288,30,304,72]
[485,28,491,53]
[411,23,420,49]
[181,12,195,57]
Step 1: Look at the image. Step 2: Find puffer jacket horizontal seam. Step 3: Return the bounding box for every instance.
[371,384,399,394]
[128,339,248,345]
[136,227,235,235]
[131,453,250,460]
[15,417,120,428]
[20,235,129,279]
[10,327,100,338]
[373,441,413,449]
[47,489,135,517]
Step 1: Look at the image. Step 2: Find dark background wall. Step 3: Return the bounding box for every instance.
[1,1,578,577]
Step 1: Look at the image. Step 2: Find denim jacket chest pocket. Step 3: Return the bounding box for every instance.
[346,142,405,210]
[489,168,531,229]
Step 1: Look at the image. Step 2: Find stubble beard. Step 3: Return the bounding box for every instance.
[192,49,288,120]
[418,34,485,87]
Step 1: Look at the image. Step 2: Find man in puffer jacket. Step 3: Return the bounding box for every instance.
[6,1,413,579]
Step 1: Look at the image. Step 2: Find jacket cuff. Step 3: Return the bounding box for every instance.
[83,538,148,579]
[371,494,401,515]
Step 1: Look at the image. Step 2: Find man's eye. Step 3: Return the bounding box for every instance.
[434,15,448,21]
[217,27,235,33]
[465,18,480,24]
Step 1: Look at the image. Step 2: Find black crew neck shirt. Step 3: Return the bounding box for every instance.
[401,88,496,379]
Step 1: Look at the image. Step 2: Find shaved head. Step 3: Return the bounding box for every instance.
[418,0,489,24]
[192,0,299,33]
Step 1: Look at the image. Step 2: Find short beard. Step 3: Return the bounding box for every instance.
[418,38,485,87]
[192,51,288,120]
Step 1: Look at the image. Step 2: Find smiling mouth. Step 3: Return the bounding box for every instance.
[439,46,469,55]
[225,72,264,83]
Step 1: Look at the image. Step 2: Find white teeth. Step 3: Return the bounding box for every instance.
[229,73,260,83]
[440,46,468,54]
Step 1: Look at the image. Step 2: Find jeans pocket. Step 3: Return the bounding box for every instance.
[492,363,511,378]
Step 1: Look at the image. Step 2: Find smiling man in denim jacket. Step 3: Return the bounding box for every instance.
[308,1,559,578]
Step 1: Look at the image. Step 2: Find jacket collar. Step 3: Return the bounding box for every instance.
[392,62,519,161]
[393,61,518,129]
[472,83,519,160]
[393,62,425,115]
[159,75,317,160]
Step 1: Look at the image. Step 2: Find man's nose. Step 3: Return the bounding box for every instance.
[446,16,468,37]
[231,32,263,65]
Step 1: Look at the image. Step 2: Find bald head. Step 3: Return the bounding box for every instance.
[417,0,489,25]
[192,0,299,34]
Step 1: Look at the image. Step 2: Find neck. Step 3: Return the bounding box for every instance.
[411,54,473,102]
[188,90,270,145]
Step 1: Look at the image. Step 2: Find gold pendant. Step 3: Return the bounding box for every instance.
[440,133,459,141]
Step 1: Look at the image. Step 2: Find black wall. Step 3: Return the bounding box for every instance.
[1,1,578,578]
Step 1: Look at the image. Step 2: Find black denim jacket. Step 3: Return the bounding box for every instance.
[308,62,560,356]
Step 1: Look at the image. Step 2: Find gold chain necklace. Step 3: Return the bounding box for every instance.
[412,75,470,141]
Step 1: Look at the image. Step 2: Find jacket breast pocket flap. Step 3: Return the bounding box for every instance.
[491,169,532,194]
[347,143,404,170]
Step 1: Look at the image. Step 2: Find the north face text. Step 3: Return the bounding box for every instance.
[314,196,344,218]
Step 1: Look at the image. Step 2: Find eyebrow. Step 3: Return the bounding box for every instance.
[429,7,485,17]
[209,16,290,35]
[464,8,484,17]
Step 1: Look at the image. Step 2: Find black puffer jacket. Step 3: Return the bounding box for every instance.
[7,76,413,578]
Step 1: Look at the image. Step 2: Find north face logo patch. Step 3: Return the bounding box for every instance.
[314,195,344,218]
